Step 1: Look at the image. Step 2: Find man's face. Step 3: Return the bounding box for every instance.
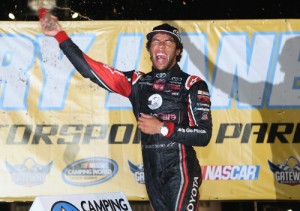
[149,33,180,71]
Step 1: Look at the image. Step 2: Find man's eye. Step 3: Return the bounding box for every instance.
[151,40,174,46]
[165,40,172,45]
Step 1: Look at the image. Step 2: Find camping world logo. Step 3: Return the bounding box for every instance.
[268,156,300,186]
[51,201,79,211]
[62,157,118,186]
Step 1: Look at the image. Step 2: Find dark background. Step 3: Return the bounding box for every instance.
[0,0,300,21]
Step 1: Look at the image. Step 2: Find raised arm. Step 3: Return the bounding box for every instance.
[40,15,132,97]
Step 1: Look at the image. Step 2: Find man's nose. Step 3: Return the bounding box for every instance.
[158,41,166,48]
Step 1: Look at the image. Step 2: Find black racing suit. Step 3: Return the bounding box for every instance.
[55,31,212,211]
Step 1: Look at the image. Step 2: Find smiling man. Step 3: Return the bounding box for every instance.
[40,19,212,210]
[147,24,182,71]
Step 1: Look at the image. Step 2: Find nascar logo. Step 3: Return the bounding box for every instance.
[202,165,260,180]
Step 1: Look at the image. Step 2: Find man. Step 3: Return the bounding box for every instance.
[40,17,212,210]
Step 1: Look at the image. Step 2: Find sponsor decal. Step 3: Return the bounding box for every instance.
[153,84,165,91]
[154,79,166,84]
[201,112,209,120]
[197,103,210,107]
[166,83,181,90]
[148,94,163,110]
[5,157,53,187]
[139,81,152,86]
[51,201,79,211]
[177,128,206,133]
[128,160,145,184]
[197,95,210,103]
[268,156,300,186]
[62,157,118,186]
[156,112,177,121]
[144,74,153,80]
[193,107,210,112]
[142,142,177,149]
[202,165,260,180]
[171,77,182,82]
[186,176,200,211]
[197,90,210,96]
[156,73,166,78]
[171,92,179,96]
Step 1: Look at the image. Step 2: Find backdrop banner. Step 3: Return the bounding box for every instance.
[0,19,299,201]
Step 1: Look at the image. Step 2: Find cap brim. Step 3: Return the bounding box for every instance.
[146,30,181,42]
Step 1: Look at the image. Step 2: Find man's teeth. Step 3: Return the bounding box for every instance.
[156,53,166,59]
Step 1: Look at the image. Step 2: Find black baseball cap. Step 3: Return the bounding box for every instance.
[146,23,181,43]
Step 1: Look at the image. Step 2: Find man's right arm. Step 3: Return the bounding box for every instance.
[40,15,133,97]
[54,31,132,97]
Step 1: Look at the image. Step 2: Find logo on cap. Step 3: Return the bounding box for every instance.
[147,23,181,42]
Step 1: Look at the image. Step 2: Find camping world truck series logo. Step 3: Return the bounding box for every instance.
[268,156,300,186]
[62,157,118,186]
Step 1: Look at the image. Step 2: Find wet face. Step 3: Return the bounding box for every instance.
[149,33,180,71]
